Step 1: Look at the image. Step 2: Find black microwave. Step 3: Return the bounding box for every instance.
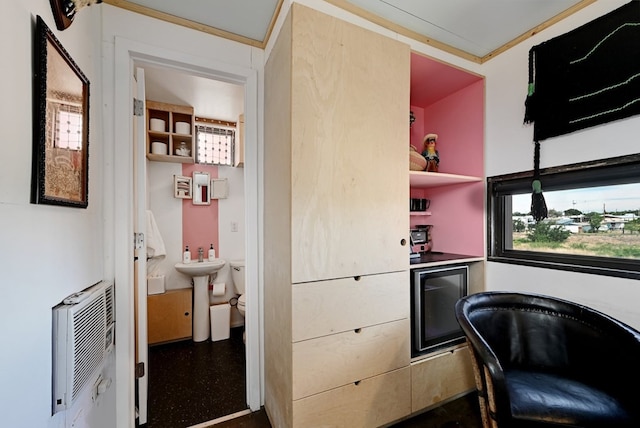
[411,264,468,357]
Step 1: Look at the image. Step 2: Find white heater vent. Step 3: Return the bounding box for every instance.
[52,281,115,414]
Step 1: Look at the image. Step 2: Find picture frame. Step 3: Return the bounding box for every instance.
[32,16,90,208]
[174,175,192,199]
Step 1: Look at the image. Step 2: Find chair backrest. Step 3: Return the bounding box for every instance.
[455,292,640,427]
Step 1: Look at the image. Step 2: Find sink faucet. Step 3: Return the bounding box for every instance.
[198,247,204,262]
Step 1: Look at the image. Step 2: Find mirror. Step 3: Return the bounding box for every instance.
[32,16,90,208]
[192,172,210,205]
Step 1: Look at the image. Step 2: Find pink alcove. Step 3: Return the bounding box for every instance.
[182,163,220,257]
[410,53,484,257]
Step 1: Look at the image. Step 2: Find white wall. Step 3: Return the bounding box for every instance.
[482,0,640,329]
[101,4,262,426]
[0,1,111,427]
[147,161,246,325]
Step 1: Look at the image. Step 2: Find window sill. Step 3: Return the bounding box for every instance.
[488,254,640,281]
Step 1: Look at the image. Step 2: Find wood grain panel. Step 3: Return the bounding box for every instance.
[147,288,192,344]
[292,319,410,399]
[263,8,294,428]
[290,4,410,283]
[411,346,475,412]
[293,367,411,428]
[291,271,409,342]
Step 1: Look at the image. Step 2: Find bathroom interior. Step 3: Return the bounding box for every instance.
[141,62,249,427]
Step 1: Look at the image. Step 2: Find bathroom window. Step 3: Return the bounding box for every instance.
[195,123,235,166]
[52,102,83,151]
[488,153,640,280]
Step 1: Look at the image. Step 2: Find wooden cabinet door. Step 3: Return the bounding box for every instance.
[147,288,192,344]
[289,4,410,283]
[411,346,475,412]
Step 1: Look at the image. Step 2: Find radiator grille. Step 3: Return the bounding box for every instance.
[105,284,114,325]
[70,294,106,401]
[52,281,115,414]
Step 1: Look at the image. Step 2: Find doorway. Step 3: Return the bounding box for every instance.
[112,38,261,427]
[141,63,248,426]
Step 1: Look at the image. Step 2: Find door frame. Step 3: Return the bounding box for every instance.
[112,37,262,427]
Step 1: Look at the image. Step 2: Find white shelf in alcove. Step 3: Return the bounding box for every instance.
[410,211,432,216]
[410,171,483,188]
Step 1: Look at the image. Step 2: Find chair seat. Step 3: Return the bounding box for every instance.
[506,369,633,427]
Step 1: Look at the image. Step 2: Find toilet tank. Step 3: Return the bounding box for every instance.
[230,260,245,294]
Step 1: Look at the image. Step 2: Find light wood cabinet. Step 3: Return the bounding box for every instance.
[291,272,409,342]
[292,318,410,399]
[264,4,410,427]
[146,100,195,163]
[292,367,411,428]
[411,345,475,412]
[147,288,192,344]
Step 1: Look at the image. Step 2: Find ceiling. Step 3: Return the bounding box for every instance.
[114,0,594,119]
[104,0,594,62]
[141,63,244,122]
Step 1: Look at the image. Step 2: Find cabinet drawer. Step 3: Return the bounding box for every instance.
[293,318,409,399]
[411,345,475,412]
[292,271,409,342]
[293,366,411,428]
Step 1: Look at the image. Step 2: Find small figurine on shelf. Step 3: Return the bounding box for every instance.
[422,133,439,172]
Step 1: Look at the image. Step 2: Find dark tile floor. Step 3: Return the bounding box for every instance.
[217,392,482,428]
[146,327,248,427]
[145,326,482,428]
[390,392,482,428]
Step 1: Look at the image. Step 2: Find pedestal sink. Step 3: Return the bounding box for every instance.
[175,259,226,342]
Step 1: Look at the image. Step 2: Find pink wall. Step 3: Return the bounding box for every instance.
[410,79,485,257]
[423,80,484,177]
[410,106,425,150]
[182,163,219,257]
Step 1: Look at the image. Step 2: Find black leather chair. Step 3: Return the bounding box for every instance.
[455,291,640,428]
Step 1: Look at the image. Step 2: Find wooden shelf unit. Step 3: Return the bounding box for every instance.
[410,171,483,188]
[146,100,195,163]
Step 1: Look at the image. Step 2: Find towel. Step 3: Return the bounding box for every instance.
[146,210,166,275]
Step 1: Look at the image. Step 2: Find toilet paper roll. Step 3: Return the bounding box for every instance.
[150,118,166,132]
[175,121,191,135]
[211,282,226,296]
[151,142,167,155]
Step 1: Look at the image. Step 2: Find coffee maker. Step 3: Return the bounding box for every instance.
[410,225,432,258]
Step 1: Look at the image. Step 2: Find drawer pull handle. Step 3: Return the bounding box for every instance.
[354,276,361,281]
[185,312,190,316]
[354,328,361,333]
[354,380,361,386]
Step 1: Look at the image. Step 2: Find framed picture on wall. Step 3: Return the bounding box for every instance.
[32,16,90,208]
[174,175,192,199]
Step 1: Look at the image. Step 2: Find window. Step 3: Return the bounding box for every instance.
[53,103,83,151]
[195,123,235,166]
[488,154,640,279]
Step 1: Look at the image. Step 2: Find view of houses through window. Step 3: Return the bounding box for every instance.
[508,183,640,260]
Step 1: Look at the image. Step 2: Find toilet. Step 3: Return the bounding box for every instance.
[230,260,246,318]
